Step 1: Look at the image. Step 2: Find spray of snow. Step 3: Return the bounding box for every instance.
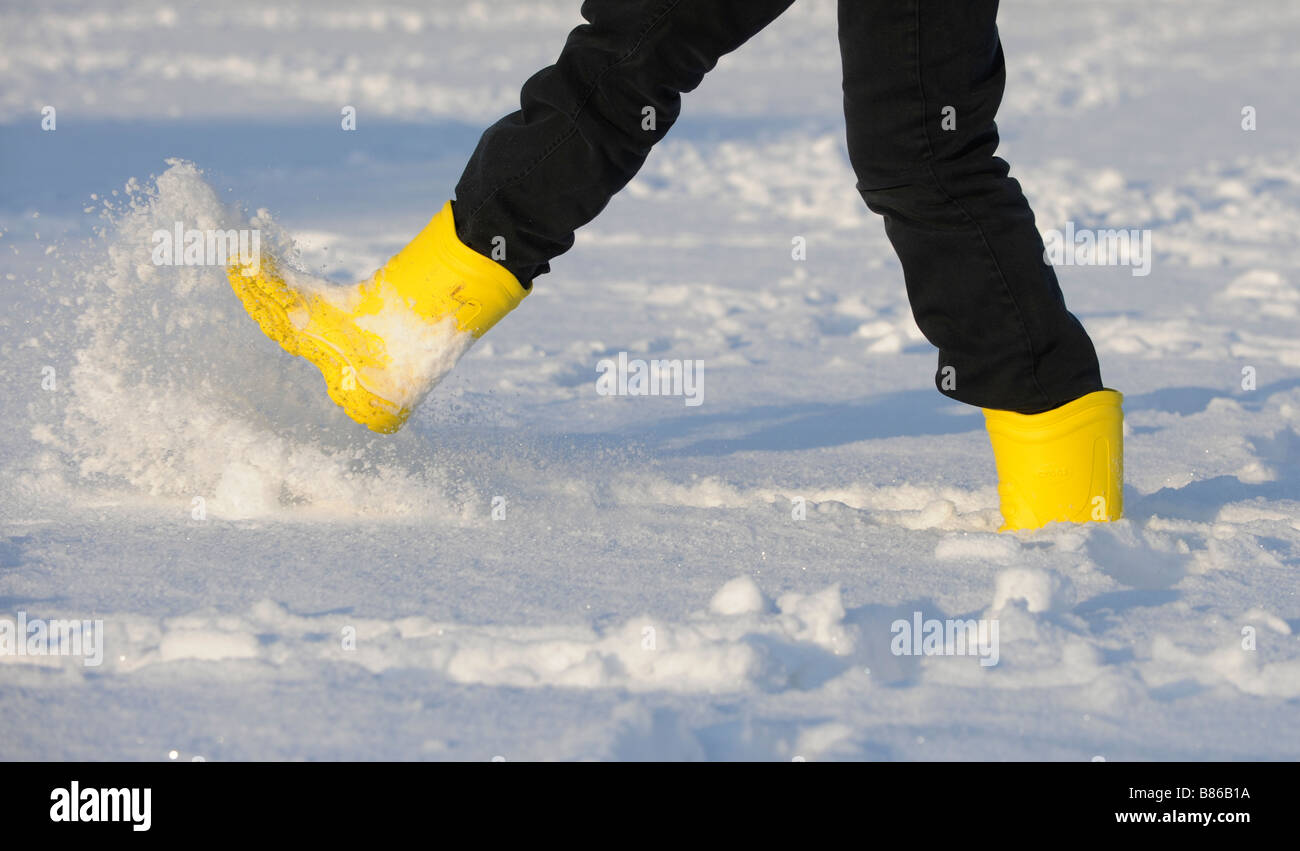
[23,161,475,521]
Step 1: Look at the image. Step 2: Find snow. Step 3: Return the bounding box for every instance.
[709,576,767,616]
[991,568,1076,614]
[1,0,1298,760]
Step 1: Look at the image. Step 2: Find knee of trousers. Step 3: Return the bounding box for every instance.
[847,117,1004,199]
[855,173,964,228]
[526,46,704,158]
[854,152,1013,225]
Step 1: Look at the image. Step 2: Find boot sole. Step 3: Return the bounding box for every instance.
[226,264,410,434]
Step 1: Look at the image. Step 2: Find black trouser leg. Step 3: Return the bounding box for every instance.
[839,0,1103,413]
[456,0,1103,414]
[454,0,796,286]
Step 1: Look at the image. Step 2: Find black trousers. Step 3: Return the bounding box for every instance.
[454,0,1104,413]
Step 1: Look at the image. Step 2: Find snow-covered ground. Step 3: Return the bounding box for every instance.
[2,0,1298,760]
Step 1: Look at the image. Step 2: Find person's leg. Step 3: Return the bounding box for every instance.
[455,0,796,287]
[230,0,797,434]
[838,0,1120,529]
[839,0,1103,414]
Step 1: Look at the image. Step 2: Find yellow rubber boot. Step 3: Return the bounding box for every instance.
[983,390,1124,531]
[226,202,527,433]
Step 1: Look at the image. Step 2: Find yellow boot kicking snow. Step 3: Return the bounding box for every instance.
[226,202,527,434]
[983,390,1124,531]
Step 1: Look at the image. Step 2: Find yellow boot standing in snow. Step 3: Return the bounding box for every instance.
[983,390,1124,531]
